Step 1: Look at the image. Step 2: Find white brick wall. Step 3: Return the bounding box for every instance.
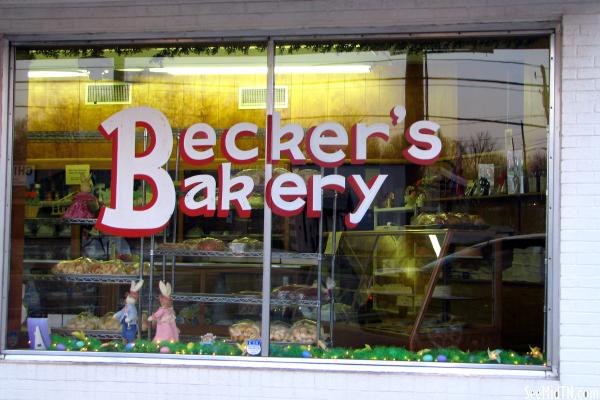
[0,0,596,36]
[1,2,600,399]
[560,13,600,392]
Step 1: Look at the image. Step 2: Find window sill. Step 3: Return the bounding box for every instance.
[1,350,555,378]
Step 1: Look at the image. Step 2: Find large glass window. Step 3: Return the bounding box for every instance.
[4,36,550,367]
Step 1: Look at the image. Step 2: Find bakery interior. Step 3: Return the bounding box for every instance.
[6,38,550,356]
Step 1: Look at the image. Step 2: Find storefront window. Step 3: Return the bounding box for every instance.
[4,36,550,366]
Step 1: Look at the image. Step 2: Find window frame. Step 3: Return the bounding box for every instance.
[0,29,559,377]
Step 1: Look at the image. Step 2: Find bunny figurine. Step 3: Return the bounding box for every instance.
[114,280,144,344]
[148,281,179,343]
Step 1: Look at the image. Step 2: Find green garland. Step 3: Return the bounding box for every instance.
[19,36,547,60]
[49,334,545,365]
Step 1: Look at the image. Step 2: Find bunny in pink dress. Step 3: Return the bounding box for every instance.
[148,281,179,343]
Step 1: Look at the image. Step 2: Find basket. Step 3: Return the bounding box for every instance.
[24,205,40,218]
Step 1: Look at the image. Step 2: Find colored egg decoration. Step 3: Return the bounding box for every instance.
[187,342,195,351]
[55,343,66,351]
[75,340,84,348]
[422,354,434,362]
[301,350,312,358]
[436,355,447,362]
[160,346,171,354]
[125,342,135,351]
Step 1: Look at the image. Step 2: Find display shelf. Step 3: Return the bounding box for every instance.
[51,328,122,340]
[24,259,63,264]
[152,248,320,265]
[432,192,545,202]
[25,217,97,225]
[170,292,325,307]
[370,289,415,296]
[24,273,146,284]
[431,295,479,300]
[373,267,424,276]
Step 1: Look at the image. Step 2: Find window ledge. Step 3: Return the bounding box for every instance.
[2,350,554,378]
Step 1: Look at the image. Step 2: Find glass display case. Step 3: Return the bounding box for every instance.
[327,227,545,351]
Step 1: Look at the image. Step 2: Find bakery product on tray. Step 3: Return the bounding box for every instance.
[65,312,100,330]
[184,237,227,251]
[52,257,92,274]
[228,319,323,343]
[412,212,485,227]
[230,237,262,252]
[269,322,290,341]
[229,320,261,342]
[272,284,330,302]
[51,257,149,275]
[285,319,324,343]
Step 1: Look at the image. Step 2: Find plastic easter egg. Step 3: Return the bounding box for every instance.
[75,340,84,348]
[436,355,447,362]
[422,354,434,362]
[301,350,312,358]
[187,342,195,351]
[125,342,135,351]
[160,346,171,354]
[55,343,66,351]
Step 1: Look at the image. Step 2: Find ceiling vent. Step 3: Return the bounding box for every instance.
[239,86,288,109]
[86,83,132,105]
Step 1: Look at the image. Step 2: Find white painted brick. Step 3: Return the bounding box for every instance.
[563,56,595,69]
[562,123,596,135]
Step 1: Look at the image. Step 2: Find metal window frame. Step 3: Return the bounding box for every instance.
[0,26,560,377]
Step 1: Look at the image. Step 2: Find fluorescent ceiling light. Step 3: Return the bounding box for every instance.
[149,64,371,75]
[149,66,267,75]
[277,65,371,74]
[28,70,90,78]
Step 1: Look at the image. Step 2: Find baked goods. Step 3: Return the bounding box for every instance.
[272,284,330,302]
[52,257,149,275]
[294,168,320,184]
[269,322,290,341]
[89,259,125,275]
[234,169,264,187]
[231,237,262,252]
[285,319,324,343]
[272,167,289,178]
[52,257,92,274]
[98,312,121,330]
[229,319,321,343]
[65,312,99,330]
[229,320,261,342]
[412,212,485,226]
[183,237,226,251]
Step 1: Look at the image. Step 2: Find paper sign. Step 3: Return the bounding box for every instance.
[65,164,90,185]
[13,164,34,186]
[246,339,262,356]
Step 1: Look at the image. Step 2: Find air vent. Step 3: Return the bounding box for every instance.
[239,86,288,109]
[86,83,132,105]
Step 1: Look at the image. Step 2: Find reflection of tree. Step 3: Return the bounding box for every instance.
[439,131,505,182]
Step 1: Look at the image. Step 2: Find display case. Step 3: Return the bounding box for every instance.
[327,227,509,350]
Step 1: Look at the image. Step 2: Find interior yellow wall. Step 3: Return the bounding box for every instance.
[25,69,417,161]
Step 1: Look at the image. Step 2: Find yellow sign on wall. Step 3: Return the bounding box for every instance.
[65,164,90,185]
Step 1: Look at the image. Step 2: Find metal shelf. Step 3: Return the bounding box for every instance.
[25,217,97,225]
[24,273,144,284]
[171,292,324,307]
[51,328,121,340]
[152,248,320,265]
